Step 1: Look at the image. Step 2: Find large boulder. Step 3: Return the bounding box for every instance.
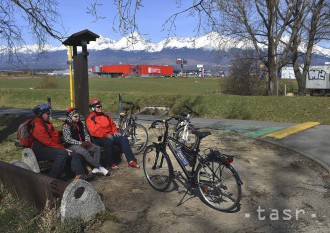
[60,179,105,222]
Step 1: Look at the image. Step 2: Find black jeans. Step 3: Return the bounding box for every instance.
[32,141,85,179]
[93,136,136,166]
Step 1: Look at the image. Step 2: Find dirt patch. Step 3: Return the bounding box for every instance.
[89,128,330,233]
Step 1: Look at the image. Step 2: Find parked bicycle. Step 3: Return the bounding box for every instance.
[118,101,148,154]
[173,105,200,150]
[143,117,243,212]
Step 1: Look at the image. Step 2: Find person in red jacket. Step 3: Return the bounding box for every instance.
[86,98,139,169]
[31,104,94,181]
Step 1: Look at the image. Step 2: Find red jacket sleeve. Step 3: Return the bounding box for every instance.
[32,121,65,149]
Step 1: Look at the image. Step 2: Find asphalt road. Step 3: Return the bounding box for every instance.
[1,107,329,173]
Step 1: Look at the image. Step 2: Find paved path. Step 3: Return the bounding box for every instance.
[1,107,329,173]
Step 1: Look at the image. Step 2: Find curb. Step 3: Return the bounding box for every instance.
[263,122,320,139]
[258,138,330,174]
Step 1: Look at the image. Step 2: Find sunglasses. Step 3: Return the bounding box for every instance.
[72,114,80,118]
[95,105,102,109]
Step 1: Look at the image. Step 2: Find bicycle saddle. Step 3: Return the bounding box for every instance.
[194,131,211,140]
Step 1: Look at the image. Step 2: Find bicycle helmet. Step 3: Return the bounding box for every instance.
[32,104,51,117]
[89,98,102,111]
[66,107,78,116]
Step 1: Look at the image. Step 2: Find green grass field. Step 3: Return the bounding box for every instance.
[0,76,329,124]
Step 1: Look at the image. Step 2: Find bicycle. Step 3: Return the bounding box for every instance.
[118,101,148,154]
[143,117,243,212]
[173,105,200,150]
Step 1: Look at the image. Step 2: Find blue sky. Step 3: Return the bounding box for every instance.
[52,0,198,46]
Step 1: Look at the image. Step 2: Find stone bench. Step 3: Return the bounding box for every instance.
[21,148,52,173]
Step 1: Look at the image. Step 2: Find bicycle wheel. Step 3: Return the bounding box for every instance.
[143,144,173,191]
[195,160,242,212]
[127,123,148,154]
[174,125,199,150]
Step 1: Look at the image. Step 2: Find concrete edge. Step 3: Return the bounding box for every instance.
[262,122,320,139]
[258,137,330,174]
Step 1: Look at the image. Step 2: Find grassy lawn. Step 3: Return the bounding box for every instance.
[0,76,329,124]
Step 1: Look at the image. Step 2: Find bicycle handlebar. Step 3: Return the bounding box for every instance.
[149,116,178,129]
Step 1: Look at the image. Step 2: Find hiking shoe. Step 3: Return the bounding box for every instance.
[99,166,109,176]
[110,164,119,170]
[128,160,140,168]
[91,168,103,176]
[75,174,95,182]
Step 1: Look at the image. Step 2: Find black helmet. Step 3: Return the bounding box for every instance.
[32,104,51,117]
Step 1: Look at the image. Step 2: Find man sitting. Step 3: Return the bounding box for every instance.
[86,98,140,169]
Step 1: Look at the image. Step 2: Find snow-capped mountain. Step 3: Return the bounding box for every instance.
[3,31,330,56]
[1,32,330,71]
[87,32,228,51]
[13,32,252,53]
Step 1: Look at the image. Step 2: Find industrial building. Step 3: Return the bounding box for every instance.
[91,64,174,77]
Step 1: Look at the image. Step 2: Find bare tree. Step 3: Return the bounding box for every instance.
[0,0,64,61]
[106,1,297,95]
[289,0,330,95]
[106,0,330,96]
[214,0,305,95]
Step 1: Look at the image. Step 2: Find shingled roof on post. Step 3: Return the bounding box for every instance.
[63,29,99,46]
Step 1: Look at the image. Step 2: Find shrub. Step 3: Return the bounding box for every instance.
[222,51,267,96]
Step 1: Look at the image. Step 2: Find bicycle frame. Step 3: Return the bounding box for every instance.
[155,117,202,182]
[167,135,199,182]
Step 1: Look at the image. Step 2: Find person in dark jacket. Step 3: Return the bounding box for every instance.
[62,107,108,176]
[86,98,140,169]
[31,103,94,181]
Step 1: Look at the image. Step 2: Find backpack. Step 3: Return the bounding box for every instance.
[17,118,35,148]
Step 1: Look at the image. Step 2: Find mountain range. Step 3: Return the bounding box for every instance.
[1,32,330,72]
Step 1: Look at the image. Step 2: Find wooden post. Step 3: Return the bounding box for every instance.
[73,53,89,116]
[62,30,100,116]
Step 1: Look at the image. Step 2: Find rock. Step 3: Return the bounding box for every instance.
[10,160,32,171]
[21,148,40,173]
[60,179,105,222]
